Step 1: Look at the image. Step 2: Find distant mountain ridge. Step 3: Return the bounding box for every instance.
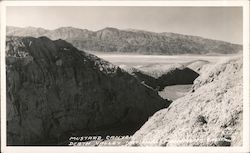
[7,26,242,55]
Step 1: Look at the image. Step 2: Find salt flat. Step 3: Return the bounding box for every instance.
[94,53,235,66]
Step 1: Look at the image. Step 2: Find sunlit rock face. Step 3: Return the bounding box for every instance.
[129,57,243,146]
[6,36,169,145]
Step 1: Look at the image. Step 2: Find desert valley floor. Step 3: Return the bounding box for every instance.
[96,53,239,101]
[96,53,229,66]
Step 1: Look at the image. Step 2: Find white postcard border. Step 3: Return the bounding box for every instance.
[1,1,249,153]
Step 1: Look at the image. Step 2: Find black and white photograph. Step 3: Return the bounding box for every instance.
[0,0,249,153]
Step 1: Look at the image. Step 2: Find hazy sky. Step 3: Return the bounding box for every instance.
[7,6,242,44]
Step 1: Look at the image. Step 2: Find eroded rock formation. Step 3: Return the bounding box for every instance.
[120,64,199,91]
[6,36,169,145]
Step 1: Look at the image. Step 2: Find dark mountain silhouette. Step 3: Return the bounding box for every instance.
[120,65,199,91]
[7,26,242,55]
[156,67,199,91]
[6,36,169,145]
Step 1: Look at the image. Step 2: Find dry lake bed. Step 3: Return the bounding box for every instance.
[94,53,233,67]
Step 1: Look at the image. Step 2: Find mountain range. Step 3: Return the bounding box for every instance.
[7,26,242,55]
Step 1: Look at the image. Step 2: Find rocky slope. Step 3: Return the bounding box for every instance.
[7,26,242,55]
[6,36,170,145]
[129,57,243,146]
[119,65,158,90]
[186,60,210,73]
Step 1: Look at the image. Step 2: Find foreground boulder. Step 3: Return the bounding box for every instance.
[129,57,243,146]
[6,36,169,145]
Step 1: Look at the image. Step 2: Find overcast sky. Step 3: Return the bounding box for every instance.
[7,6,242,44]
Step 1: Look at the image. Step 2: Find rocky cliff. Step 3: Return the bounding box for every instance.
[7,26,242,55]
[129,57,243,146]
[6,36,169,145]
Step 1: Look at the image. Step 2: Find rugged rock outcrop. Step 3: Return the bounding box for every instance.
[129,57,243,146]
[120,64,199,91]
[6,36,169,145]
[156,67,199,91]
[7,26,242,55]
